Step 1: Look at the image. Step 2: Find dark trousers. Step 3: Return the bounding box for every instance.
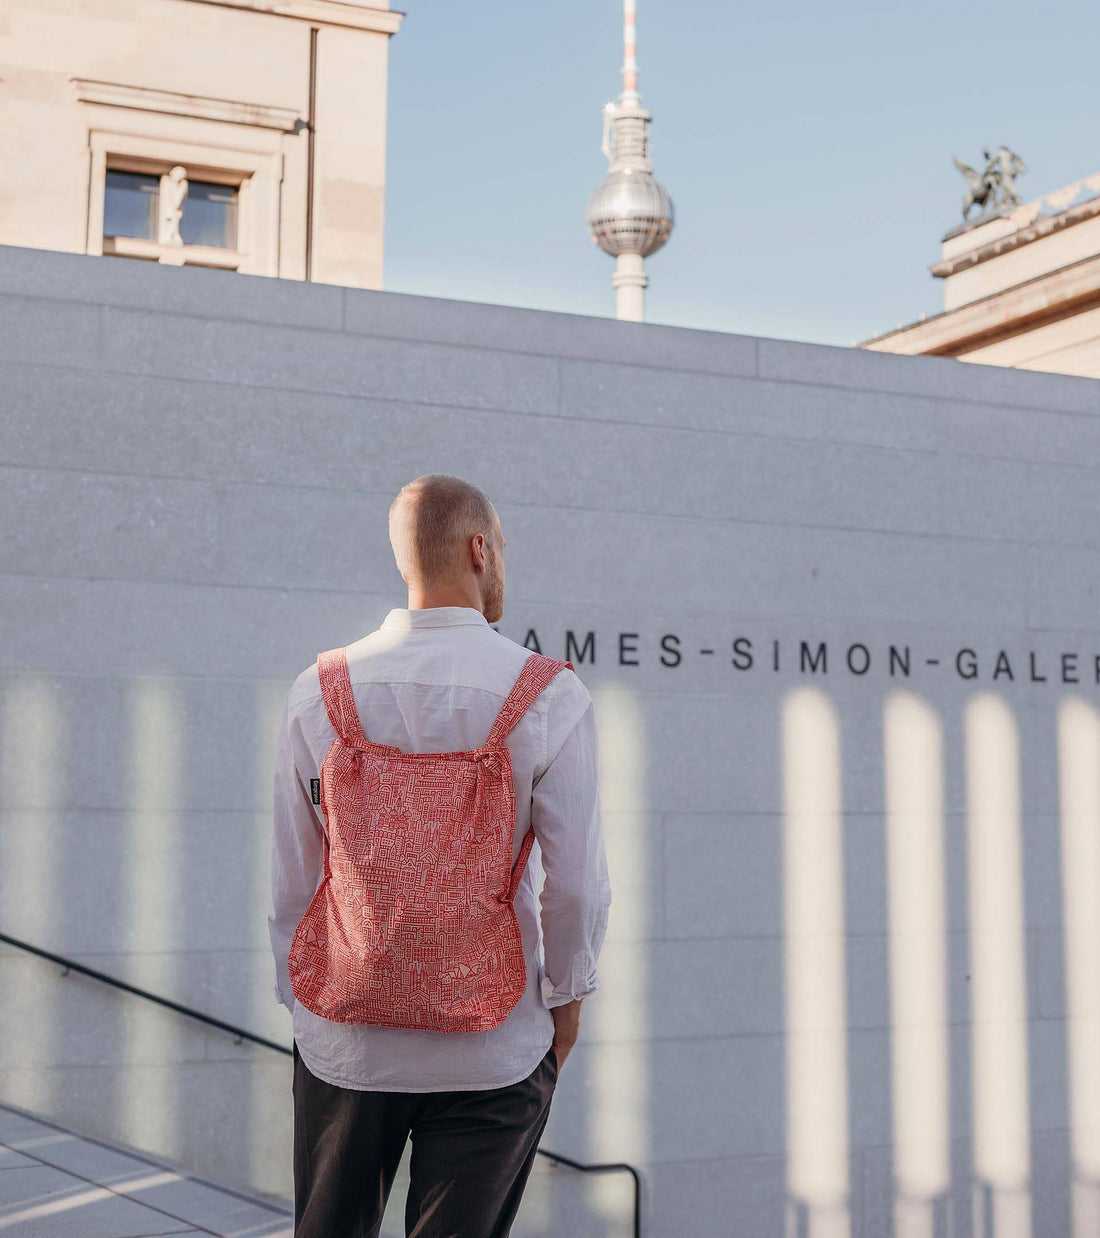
[292,1040,558,1238]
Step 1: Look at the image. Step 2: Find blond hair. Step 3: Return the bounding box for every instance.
[389,474,497,589]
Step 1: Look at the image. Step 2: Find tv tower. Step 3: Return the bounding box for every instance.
[585,0,674,322]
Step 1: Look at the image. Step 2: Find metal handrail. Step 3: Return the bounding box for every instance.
[538,1148,642,1236]
[0,929,641,1237]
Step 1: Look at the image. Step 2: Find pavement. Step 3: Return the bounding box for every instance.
[0,1100,293,1238]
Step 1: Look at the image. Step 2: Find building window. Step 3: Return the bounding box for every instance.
[101,163,242,268]
[103,170,159,241]
[179,180,239,249]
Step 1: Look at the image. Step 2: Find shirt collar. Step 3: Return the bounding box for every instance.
[380,606,490,630]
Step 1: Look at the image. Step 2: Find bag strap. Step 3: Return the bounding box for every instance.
[486,654,574,748]
[317,647,368,746]
[504,826,537,904]
[494,656,575,902]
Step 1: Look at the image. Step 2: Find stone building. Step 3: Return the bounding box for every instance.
[0,0,402,288]
[861,173,1100,378]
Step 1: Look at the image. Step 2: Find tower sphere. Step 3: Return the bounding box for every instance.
[586,168,673,258]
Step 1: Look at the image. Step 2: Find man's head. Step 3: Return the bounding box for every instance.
[388,474,506,623]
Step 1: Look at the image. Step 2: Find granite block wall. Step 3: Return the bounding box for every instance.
[3,244,1100,1236]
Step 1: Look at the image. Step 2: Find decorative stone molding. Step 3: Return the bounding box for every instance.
[183,0,404,33]
[71,79,301,133]
[862,253,1100,355]
[102,235,241,269]
[931,195,1100,280]
[1005,172,1100,230]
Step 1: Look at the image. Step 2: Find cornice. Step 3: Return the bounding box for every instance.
[183,0,404,34]
[931,196,1100,279]
[71,78,301,132]
[860,253,1100,356]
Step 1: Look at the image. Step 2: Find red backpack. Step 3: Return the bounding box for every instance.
[288,645,575,1032]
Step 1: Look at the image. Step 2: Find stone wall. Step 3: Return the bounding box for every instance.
[3,244,1100,1235]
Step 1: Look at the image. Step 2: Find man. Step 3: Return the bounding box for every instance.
[268,473,612,1238]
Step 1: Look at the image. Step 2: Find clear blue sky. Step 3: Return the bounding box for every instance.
[383,1,1098,347]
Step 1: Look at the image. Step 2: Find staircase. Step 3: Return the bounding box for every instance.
[0,1099,293,1237]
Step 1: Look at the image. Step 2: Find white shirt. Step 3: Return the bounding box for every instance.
[267,605,612,1091]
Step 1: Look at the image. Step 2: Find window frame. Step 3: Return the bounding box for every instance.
[85,131,282,275]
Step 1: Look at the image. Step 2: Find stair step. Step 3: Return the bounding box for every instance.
[0,1100,292,1237]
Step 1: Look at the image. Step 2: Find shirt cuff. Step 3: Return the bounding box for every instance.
[540,951,600,1008]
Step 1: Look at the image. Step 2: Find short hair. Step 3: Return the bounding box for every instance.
[388,474,498,588]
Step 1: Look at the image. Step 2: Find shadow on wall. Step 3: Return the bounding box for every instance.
[783,682,1100,1238]
[2,669,1100,1235]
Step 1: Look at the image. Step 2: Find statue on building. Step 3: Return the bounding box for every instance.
[953,146,1027,221]
[158,165,188,246]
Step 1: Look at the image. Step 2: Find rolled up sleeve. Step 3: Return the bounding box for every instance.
[267,696,326,1013]
[531,682,612,1009]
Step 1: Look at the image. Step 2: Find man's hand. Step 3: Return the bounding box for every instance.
[550,997,583,1071]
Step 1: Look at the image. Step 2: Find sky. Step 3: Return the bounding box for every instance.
[383,0,1100,348]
